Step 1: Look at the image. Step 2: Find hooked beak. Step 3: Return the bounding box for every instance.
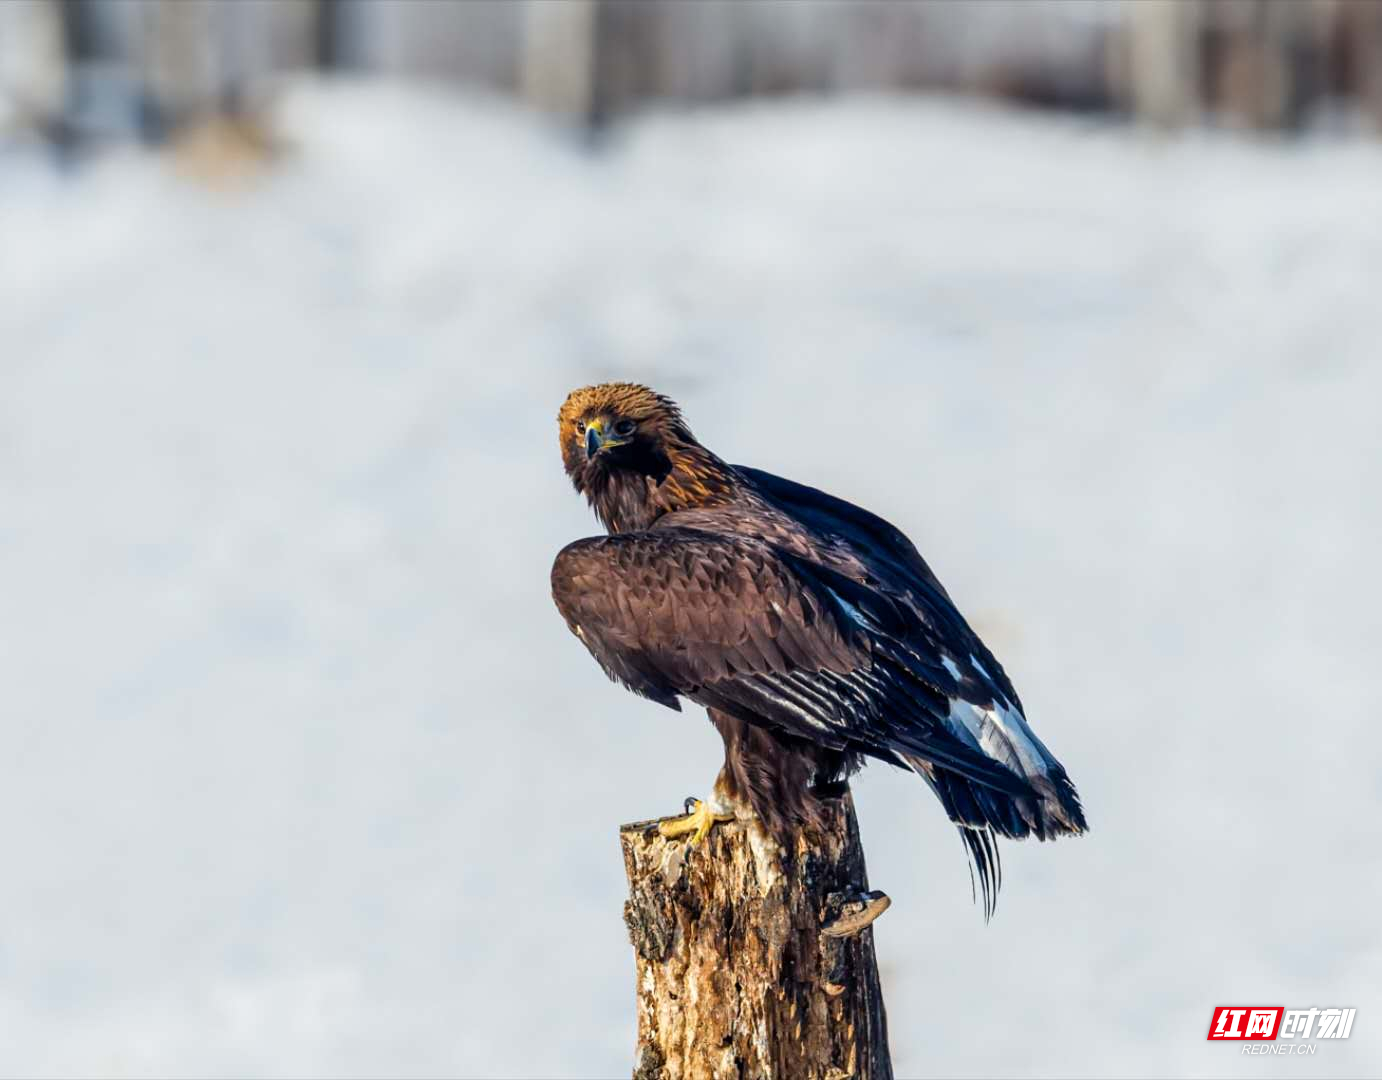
[584,419,629,459]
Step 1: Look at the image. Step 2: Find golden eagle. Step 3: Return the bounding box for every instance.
[551,383,1085,914]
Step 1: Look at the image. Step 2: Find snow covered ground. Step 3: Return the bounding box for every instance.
[2,81,1379,1078]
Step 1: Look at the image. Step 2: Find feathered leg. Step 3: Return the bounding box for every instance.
[710,708,851,838]
[659,709,855,844]
[657,711,762,845]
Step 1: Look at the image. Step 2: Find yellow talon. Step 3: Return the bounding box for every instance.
[658,799,733,845]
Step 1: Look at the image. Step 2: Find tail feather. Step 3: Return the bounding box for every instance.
[869,636,1087,841]
[958,823,1002,921]
[910,752,1085,840]
[906,751,1085,919]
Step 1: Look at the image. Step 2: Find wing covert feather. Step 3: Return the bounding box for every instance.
[551,528,1028,796]
[552,529,863,693]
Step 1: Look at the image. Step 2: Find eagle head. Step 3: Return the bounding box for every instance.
[557,382,734,532]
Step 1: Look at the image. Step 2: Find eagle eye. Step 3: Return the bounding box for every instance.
[575,420,587,434]
[613,419,636,437]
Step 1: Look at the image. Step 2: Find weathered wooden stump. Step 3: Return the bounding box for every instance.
[620,792,892,1080]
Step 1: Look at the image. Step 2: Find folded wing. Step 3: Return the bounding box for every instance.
[553,529,1039,798]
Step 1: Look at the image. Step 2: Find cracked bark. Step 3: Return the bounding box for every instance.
[620,791,892,1080]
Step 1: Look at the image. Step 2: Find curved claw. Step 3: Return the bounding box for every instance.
[658,799,734,846]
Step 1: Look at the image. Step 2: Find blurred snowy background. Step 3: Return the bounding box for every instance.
[2,2,1381,1078]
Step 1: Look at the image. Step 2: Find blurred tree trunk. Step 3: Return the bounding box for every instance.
[0,0,67,131]
[137,0,217,138]
[1210,0,1320,131]
[520,0,597,123]
[1125,0,1201,128]
[621,792,892,1080]
[1337,0,1382,132]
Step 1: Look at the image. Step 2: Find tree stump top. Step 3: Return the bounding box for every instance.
[620,794,892,1080]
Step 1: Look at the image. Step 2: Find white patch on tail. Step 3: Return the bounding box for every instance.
[944,694,1051,783]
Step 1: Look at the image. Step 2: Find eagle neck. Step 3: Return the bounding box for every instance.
[591,440,739,535]
[589,470,662,534]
